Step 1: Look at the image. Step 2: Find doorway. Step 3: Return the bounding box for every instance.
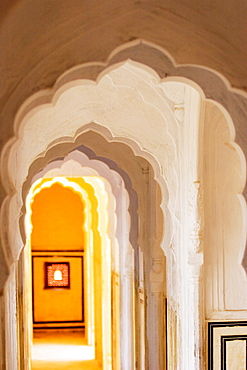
[25,176,112,369]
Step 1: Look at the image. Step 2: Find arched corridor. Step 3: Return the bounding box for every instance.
[18,117,168,369]
[0,41,246,369]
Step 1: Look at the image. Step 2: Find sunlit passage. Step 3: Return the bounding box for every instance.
[31,330,101,370]
[25,176,113,369]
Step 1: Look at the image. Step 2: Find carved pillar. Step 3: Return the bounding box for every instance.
[149,257,165,370]
[187,264,204,369]
[137,247,145,370]
[186,181,204,369]
[121,247,135,370]
[176,85,205,369]
[188,181,203,255]
[146,173,166,370]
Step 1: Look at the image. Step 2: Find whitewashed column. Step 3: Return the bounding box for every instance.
[121,248,135,370]
[186,181,204,369]
[146,171,166,370]
[149,256,165,370]
[181,84,204,369]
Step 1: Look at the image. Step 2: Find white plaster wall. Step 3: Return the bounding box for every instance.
[204,101,247,318]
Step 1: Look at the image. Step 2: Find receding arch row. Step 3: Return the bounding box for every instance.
[19,126,165,265]
[23,131,142,253]
[0,46,246,369]
[29,147,137,369]
[0,43,245,278]
[21,130,167,369]
[4,40,246,172]
[1,50,245,278]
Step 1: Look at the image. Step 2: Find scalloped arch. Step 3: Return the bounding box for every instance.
[6,40,247,150]
[20,125,166,251]
[0,40,246,370]
[0,43,245,276]
[1,41,246,206]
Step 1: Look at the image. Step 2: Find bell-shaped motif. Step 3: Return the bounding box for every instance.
[53,269,63,281]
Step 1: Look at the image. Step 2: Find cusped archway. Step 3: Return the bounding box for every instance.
[0,43,246,369]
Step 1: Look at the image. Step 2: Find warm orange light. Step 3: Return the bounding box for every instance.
[26,176,112,367]
[31,183,85,251]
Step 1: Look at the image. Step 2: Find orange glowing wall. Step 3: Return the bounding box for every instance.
[31,183,85,251]
[31,182,85,326]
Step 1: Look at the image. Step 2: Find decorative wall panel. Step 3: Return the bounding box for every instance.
[45,262,70,288]
[208,322,247,370]
[32,256,84,328]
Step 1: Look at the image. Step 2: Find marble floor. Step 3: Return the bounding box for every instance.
[31,329,102,370]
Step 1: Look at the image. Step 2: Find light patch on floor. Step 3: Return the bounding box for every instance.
[32,343,94,361]
[31,330,102,370]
